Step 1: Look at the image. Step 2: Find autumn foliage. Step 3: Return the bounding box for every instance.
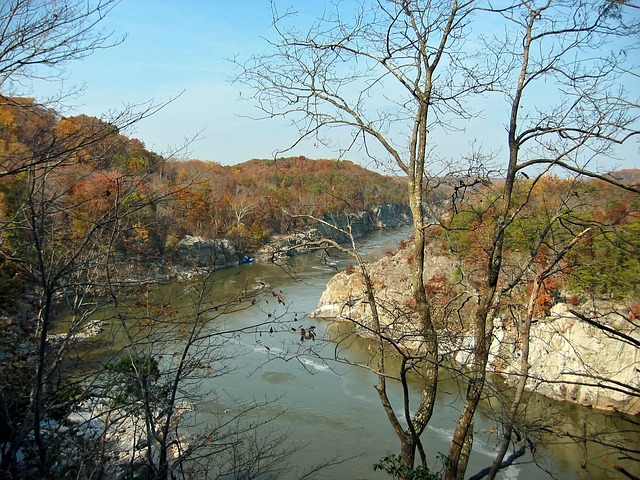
[0,97,408,304]
[165,156,406,242]
[443,173,640,305]
[2,95,638,313]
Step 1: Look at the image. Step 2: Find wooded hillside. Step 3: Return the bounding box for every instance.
[168,156,407,245]
[2,96,638,307]
[0,96,408,304]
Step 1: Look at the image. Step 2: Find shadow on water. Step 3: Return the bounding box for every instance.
[217,473,277,480]
[57,225,639,479]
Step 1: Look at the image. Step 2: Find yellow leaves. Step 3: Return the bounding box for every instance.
[55,117,102,164]
[128,156,147,172]
[0,192,6,223]
[0,138,30,157]
[0,132,33,176]
[0,103,16,125]
[132,222,150,245]
[55,117,82,137]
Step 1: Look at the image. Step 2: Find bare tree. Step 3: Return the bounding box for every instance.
[0,2,184,476]
[236,2,482,475]
[236,1,639,479]
[0,0,122,90]
[79,272,305,480]
[0,122,170,475]
[471,3,639,478]
[0,0,171,179]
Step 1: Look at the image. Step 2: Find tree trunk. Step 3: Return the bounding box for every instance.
[446,300,493,480]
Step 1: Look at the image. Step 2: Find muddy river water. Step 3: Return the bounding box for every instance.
[86,226,637,479]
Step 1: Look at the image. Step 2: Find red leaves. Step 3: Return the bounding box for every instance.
[533,293,553,316]
[298,326,316,342]
[271,291,286,305]
[424,273,448,295]
[604,201,629,225]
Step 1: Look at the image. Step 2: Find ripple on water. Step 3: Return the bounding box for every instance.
[261,371,297,384]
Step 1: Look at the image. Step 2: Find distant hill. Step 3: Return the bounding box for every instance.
[229,156,407,210]
[605,169,640,187]
[1,96,410,252]
[165,156,409,246]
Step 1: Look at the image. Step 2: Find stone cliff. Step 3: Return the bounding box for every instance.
[172,204,411,266]
[310,244,640,415]
[262,203,411,259]
[503,303,639,414]
[315,203,412,241]
[176,236,238,268]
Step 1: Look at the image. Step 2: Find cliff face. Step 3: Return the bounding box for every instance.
[310,246,640,415]
[173,204,411,267]
[510,304,639,413]
[262,203,412,259]
[176,236,238,268]
[315,203,412,241]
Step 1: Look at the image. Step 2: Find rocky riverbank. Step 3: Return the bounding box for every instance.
[171,203,411,265]
[309,242,640,415]
[260,203,412,259]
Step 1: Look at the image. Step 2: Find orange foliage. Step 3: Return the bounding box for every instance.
[71,171,123,213]
[605,202,628,225]
[534,294,553,316]
[424,273,449,296]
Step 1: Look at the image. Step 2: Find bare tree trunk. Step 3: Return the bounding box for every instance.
[486,281,537,480]
[447,300,494,480]
[487,227,592,479]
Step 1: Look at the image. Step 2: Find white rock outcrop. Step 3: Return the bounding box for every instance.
[311,248,640,414]
[509,307,640,414]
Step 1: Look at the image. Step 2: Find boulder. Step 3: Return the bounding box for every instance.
[311,245,640,414]
[176,236,238,268]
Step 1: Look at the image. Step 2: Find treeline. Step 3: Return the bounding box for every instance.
[0,96,407,303]
[168,156,407,246]
[440,172,640,305]
[3,96,638,306]
[0,94,409,477]
[2,96,638,308]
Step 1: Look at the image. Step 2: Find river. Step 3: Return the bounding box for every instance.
[78,226,637,479]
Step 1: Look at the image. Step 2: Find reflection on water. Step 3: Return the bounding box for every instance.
[62,226,639,479]
[261,371,298,385]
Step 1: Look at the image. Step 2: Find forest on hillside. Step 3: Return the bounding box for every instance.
[1,0,639,479]
[0,95,408,299]
[441,171,640,307]
[0,93,413,478]
[1,92,639,480]
[4,95,637,310]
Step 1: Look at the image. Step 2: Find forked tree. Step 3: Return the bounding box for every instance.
[236,1,639,479]
[0,1,305,478]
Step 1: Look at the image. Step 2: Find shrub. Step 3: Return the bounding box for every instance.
[567,294,581,306]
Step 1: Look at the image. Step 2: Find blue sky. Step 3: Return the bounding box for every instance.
[34,1,295,164]
[27,0,639,172]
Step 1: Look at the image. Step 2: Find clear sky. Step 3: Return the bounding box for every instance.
[32,1,300,164]
[26,0,639,172]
